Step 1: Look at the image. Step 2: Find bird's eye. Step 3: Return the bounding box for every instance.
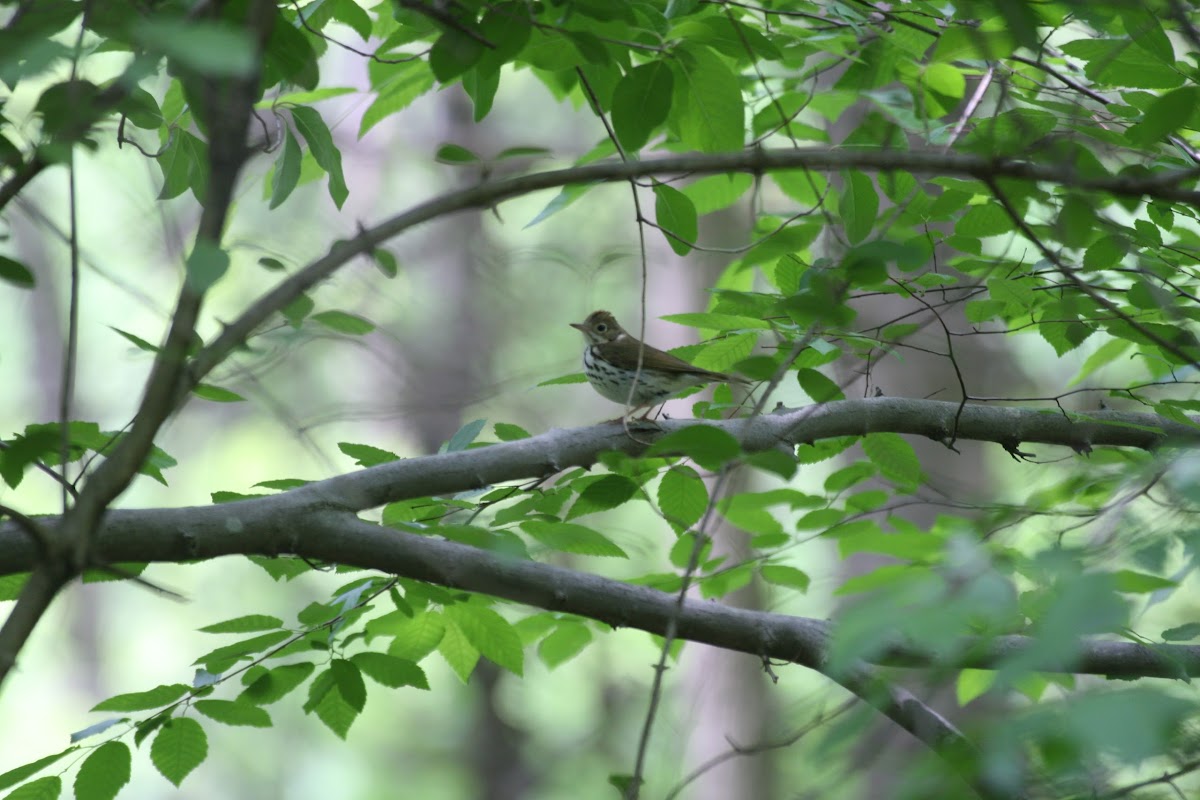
[596,323,607,332]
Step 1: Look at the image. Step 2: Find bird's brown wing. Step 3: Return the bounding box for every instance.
[598,338,736,381]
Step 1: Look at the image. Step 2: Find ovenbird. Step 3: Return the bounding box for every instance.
[570,310,746,417]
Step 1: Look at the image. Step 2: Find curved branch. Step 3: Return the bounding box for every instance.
[185,147,1200,405]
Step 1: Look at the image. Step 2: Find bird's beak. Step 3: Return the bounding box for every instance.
[569,322,585,330]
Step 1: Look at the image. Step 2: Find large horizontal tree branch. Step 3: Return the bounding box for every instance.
[1,399,1196,679]
[4,398,1193,800]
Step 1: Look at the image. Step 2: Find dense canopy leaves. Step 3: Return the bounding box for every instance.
[4,0,1200,798]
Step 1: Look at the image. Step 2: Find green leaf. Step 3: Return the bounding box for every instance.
[429,29,487,82]
[923,63,965,98]
[0,750,74,792]
[198,615,283,634]
[521,520,629,558]
[193,630,293,670]
[538,372,588,386]
[350,652,429,689]
[194,699,272,728]
[435,143,480,164]
[184,241,229,293]
[796,369,844,403]
[73,741,129,800]
[150,718,207,787]
[192,384,245,403]
[291,106,348,208]
[438,618,480,682]
[239,663,316,705]
[956,669,995,706]
[657,465,709,528]
[671,45,742,152]
[611,61,674,151]
[312,310,376,335]
[359,60,436,137]
[444,604,524,676]
[338,442,399,466]
[1112,570,1177,593]
[330,659,367,711]
[1161,623,1200,642]
[862,433,920,487]
[760,564,811,592]
[385,612,447,661]
[92,683,189,712]
[446,418,487,452]
[3,776,61,800]
[538,621,593,668]
[304,668,359,739]
[569,475,638,519]
[133,18,255,77]
[108,326,158,353]
[493,423,530,441]
[840,172,878,245]
[269,127,302,209]
[0,256,34,288]
[647,425,740,470]
[653,183,698,255]
[1127,86,1199,145]
[956,204,1012,237]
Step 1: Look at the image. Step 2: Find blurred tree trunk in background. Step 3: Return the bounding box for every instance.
[401,88,534,800]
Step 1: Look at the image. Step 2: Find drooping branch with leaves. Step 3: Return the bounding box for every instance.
[3,1,1200,799]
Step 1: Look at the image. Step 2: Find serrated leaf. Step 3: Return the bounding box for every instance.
[3,776,61,800]
[538,621,593,668]
[350,652,429,689]
[840,171,877,245]
[444,604,524,676]
[0,752,73,793]
[92,684,189,712]
[384,611,447,661]
[760,565,810,592]
[338,442,399,466]
[305,669,359,739]
[862,433,920,486]
[657,465,708,528]
[193,630,293,670]
[291,106,348,208]
[647,425,740,470]
[239,663,315,705]
[672,45,742,152]
[568,475,638,519]
[521,520,629,558]
[150,718,207,787]
[330,659,367,711]
[654,183,698,255]
[612,61,673,151]
[438,619,480,682]
[194,699,272,727]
